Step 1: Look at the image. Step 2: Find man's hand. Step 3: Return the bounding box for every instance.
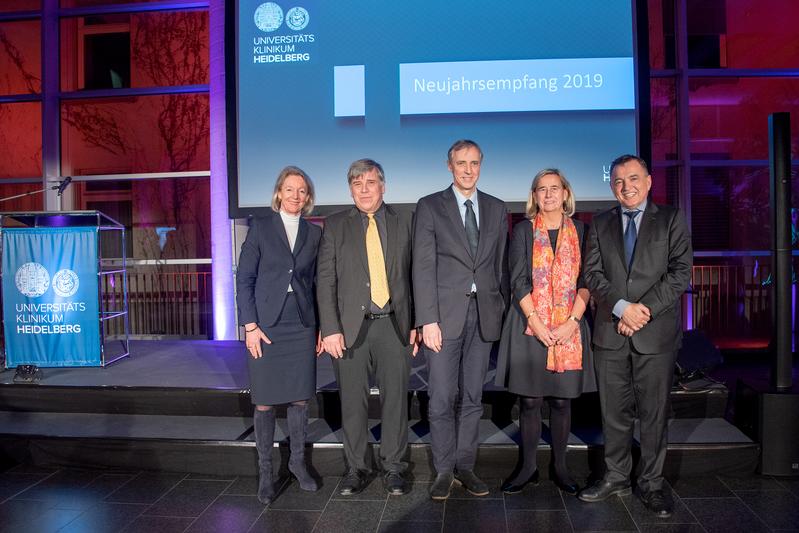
[617,320,635,337]
[245,325,271,358]
[409,329,420,357]
[422,323,442,353]
[322,333,346,358]
[621,303,651,331]
[315,331,323,356]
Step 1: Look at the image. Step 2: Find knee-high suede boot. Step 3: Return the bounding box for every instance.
[287,403,318,491]
[254,409,276,504]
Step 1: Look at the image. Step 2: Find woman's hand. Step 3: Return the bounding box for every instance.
[528,316,556,347]
[551,318,579,345]
[245,325,272,358]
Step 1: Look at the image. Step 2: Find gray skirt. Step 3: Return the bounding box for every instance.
[247,293,316,405]
[495,304,597,398]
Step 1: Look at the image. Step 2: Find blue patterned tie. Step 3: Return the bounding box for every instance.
[624,210,640,271]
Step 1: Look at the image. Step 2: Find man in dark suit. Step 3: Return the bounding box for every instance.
[317,159,417,496]
[413,139,509,500]
[580,155,692,518]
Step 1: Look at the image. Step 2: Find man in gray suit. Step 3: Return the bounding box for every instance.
[413,139,509,500]
[580,155,692,518]
[317,159,417,496]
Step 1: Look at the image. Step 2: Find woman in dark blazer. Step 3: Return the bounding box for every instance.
[495,169,596,496]
[237,166,322,505]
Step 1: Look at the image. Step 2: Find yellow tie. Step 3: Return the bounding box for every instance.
[366,213,390,308]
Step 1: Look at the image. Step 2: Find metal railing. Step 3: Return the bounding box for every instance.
[101,267,213,338]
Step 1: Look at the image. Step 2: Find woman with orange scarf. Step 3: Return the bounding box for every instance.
[495,169,596,495]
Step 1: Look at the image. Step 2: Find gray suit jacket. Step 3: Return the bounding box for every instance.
[316,204,414,348]
[236,211,322,328]
[413,187,509,341]
[583,202,692,353]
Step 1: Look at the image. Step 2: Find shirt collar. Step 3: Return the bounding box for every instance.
[451,184,478,206]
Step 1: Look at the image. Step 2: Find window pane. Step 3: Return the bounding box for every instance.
[0,183,44,211]
[69,178,210,260]
[61,10,208,91]
[0,102,41,178]
[0,20,41,95]
[650,165,679,207]
[61,94,210,175]
[650,77,677,161]
[648,0,674,69]
[0,1,40,12]
[688,0,799,69]
[691,166,772,251]
[689,78,799,160]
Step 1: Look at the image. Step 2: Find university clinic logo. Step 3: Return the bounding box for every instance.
[14,262,79,298]
[254,3,309,32]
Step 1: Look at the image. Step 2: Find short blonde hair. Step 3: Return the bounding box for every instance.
[271,165,315,216]
[525,168,576,219]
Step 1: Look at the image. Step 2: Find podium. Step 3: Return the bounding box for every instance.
[1,211,129,368]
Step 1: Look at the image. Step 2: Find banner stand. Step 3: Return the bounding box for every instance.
[1,211,129,368]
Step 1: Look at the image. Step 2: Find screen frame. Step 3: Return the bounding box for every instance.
[225,0,651,218]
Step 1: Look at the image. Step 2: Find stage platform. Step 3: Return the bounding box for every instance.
[0,340,757,478]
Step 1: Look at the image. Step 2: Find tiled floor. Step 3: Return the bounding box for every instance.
[1,464,797,532]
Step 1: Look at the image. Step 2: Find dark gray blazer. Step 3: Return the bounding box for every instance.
[236,210,322,328]
[413,187,509,341]
[316,204,414,348]
[583,202,692,353]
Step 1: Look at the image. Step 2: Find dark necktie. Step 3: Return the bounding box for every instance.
[464,199,479,257]
[624,209,640,270]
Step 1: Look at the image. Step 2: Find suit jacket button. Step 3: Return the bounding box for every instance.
[288,269,293,273]
[361,305,366,311]
[366,282,370,287]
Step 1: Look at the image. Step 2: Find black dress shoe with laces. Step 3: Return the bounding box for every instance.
[639,489,673,518]
[578,478,632,502]
[454,469,489,496]
[500,470,540,494]
[383,471,407,496]
[339,469,368,496]
[429,473,455,500]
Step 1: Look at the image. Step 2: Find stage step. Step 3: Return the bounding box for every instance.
[0,412,757,479]
[0,384,729,421]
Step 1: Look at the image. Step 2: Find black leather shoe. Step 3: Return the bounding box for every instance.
[339,469,368,496]
[552,475,579,496]
[384,471,407,496]
[429,472,455,500]
[639,489,673,518]
[501,470,540,494]
[578,478,631,502]
[549,465,579,495]
[454,469,489,496]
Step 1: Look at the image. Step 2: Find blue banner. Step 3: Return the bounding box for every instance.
[3,227,101,367]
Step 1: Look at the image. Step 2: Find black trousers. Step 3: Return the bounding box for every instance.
[594,343,676,492]
[332,317,411,473]
[427,297,493,473]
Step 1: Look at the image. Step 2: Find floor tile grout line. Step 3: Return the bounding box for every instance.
[309,474,339,533]
[182,477,238,533]
[559,488,577,533]
[0,468,59,505]
[618,492,643,533]
[374,486,391,533]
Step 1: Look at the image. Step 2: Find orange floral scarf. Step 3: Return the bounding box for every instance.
[525,214,583,372]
